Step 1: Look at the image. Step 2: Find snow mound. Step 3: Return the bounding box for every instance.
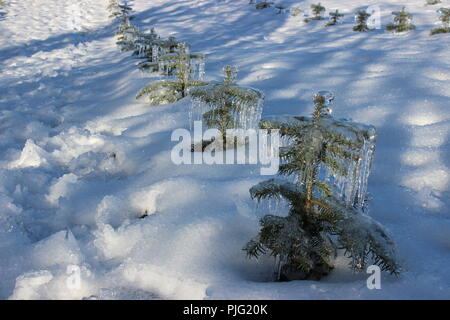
[31,230,82,268]
[10,140,51,169]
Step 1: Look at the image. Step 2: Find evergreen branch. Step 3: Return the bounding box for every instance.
[324,143,353,160]
[314,181,332,197]
[260,120,310,138]
[136,81,182,105]
[322,155,347,177]
[335,209,401,275]
[278,161,306,176]
[243,237,266,258]
[249,179,305,206]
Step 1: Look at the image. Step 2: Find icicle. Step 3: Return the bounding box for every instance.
[231,89,263,131]
[198,58,205,80]
[188,56,205,81]
[274,255,283,281]
[268,197,273,214]
[158,60,165,75]
[355,127,376,209]
[151,44,160,62]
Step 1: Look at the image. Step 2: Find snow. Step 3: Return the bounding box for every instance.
[0,0,449,300]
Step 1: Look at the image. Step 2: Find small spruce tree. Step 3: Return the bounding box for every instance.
[431,8,450,35]
[311,2,326,19]
[116,20,139,51]
[109,1,133,20]
[107,0,118,10]
[426,0,442,6]
[189,66,264,148]
[108,1,136,51]
[136,43,207,106]
[353,10,371,31]
[290,6,303,17]
[244,92,400,281]
[157,41,205,77]
[386,7,416,32]
[304,3,326,22]
[326,9,344,26]
[256,1,273,10]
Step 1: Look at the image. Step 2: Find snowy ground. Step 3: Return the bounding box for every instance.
[0,0,449,299]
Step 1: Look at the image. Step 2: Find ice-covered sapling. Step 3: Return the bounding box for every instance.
[244,91,400,281]
[116,20,139,51]
[290,6,303,17]
[107,0,118,10]
[189,66,264,148]
[109,1,134,20]
[311,2,326,18]
[386,7,416,32]
[353,10,371,31]
[256,1,273,10]
[157,41,205,78]
[426,0,442,6]
[107,0,120,15]
[136,43,207,106]
[326,9,344,26]
[431,8,450,34]
[109,0,137,51]
[304,3,326,22]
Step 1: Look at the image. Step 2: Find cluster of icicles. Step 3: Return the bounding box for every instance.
[274,92,377,211]
[270,130,375,212]
[320,122,376,211]
[319,94,376,211]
